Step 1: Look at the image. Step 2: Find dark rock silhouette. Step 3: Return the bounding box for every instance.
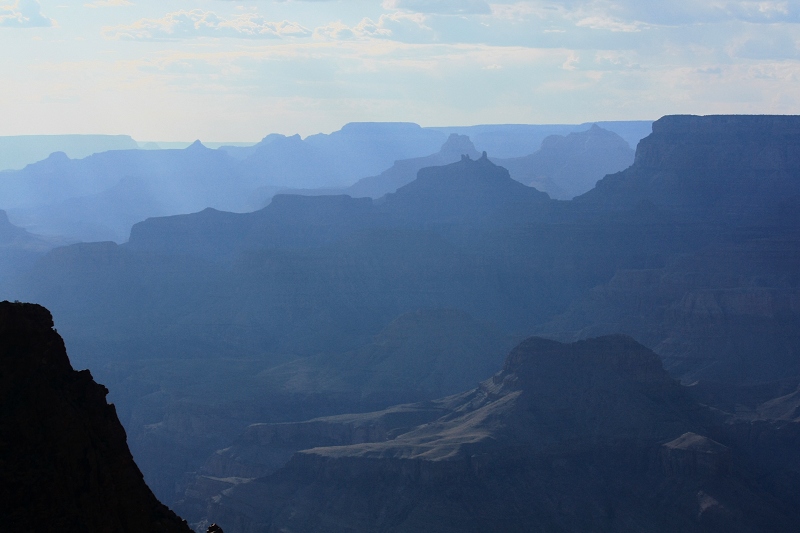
[0,300,191,532]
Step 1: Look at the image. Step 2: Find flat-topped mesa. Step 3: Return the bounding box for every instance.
[583,114,800,222]
[499,335,674,389]
[651,114,800,136]
[0,301,191,532]
[634,114,800,171]
[480,335,697,449]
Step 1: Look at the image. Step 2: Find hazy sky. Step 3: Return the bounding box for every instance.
[2,1,799,140]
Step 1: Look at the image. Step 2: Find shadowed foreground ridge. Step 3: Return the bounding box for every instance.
[209,335,800,533]
[0,301,191,532]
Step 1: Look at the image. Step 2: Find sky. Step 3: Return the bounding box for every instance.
[2,0,800,140]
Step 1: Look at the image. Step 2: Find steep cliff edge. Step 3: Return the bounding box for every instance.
[581,114,800,224]
[0,301,191,532]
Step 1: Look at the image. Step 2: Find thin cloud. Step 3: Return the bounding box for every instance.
[85,0,134,7]
[0,0,54,28]
[104,9,311,40]
[383,0,491,15]
[575,15,646,32]
[487,1,799,27]
[314,13,434,42]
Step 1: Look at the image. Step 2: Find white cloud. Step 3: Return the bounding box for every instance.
[724,1,796,22]
[314,13,434,42]
[383,0,492,15]
[574,15,645,32]
[727,31,800,60]
[486,1,799,27]
[85,0,134,7]
[104,10,311,40]
[0,0,53,28]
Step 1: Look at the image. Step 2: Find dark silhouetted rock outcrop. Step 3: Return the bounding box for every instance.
[0,301,191,532]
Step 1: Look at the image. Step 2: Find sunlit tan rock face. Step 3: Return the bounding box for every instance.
[0,301,191,532]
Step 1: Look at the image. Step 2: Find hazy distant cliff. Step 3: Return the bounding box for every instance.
[0,301,191,532]
[494,124,635,199]
[0,134,139,171]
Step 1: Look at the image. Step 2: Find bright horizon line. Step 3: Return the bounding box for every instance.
[1,117,661,144]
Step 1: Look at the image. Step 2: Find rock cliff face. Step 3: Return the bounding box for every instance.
[205,336,800,533]
[536,235,800,384]
[0,301,191,532]
[583,115,800,223]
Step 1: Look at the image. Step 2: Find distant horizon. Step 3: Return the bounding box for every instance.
[0,118,657,144]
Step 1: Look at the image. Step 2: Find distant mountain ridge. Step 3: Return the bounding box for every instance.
[0,134,139,171]
[0,121,650,242]
[276,125,636,201]
[124,153,549,259]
